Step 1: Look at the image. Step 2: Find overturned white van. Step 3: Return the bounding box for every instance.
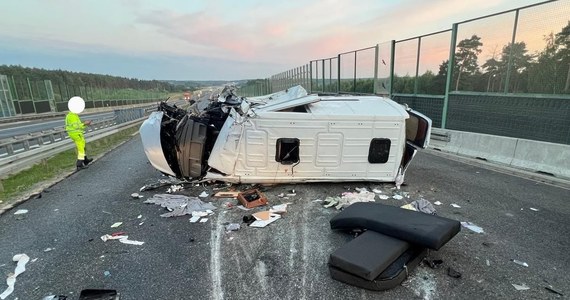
[140,86,431,184]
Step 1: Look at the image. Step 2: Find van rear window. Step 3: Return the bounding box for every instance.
[368,138,391,163]
[275,138,300,165]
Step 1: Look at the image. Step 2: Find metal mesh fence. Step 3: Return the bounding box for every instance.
[261,1,570,144]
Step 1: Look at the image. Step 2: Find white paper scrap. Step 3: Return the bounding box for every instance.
[199,218,209,223]
[512,283,530,291]
[378,195,390,200]
[13,209,28,215]
[434,201,442,206]
[372,189,383,194]
[0,254,30,299]
[189,216,201,223]
[249,214,281,228]
[137,215,142,219]
[451,203,461,208]
[392,195,403,200]
[110,222,123,228]
[118,237,144,246]
[529,207,539,211]
[199,191,209,198]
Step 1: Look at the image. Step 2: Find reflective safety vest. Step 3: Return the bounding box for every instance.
[65,112,85,135]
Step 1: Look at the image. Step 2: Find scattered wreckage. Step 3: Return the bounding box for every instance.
[140,85,431,184]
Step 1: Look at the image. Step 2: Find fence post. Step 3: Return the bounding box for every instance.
[504,9,519,94]
[442,23,458,129]
[337,55,341,93]
[322,60,325,92]
[374,44,379,94]
[389,40,395,98]
[353,52,357,93]
[414,37,422,95]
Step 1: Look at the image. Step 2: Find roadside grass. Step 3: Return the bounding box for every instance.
[0,126,140,205]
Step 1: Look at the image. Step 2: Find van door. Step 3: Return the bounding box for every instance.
[405,109,432,149]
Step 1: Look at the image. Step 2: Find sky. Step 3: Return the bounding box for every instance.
[0,0,561,80]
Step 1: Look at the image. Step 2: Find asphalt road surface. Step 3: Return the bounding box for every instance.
[0,136,568,300]
[0,112,115,140]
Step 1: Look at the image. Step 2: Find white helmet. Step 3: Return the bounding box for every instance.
[68,96,85,114]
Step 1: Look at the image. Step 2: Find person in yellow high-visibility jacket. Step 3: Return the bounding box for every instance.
[66,96,92,170]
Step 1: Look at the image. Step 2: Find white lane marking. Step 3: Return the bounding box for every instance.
[210,210,225,300]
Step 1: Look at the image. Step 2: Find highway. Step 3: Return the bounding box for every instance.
[0,136,567,299]
[0,112,115,140]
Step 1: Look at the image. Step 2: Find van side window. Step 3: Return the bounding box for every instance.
[275,138,300,165]
[368,138,391,163]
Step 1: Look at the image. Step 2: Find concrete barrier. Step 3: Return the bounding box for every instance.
[511,139,570,179]
[430,128,570,180]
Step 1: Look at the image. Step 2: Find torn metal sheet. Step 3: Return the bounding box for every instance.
[140,85,432,185]
[144,194,216,217]
[0,254,30,300]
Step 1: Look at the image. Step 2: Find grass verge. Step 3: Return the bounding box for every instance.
[0,126,140,205]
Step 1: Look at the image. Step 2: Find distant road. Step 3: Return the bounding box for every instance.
[0,97,199,140]
[0,112,116,140]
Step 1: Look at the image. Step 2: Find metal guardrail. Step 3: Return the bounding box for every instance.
[0,106,155,177]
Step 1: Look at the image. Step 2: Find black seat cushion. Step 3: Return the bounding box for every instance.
[329,231,410,281]
[329,246,427,291]
[330,202,460,250]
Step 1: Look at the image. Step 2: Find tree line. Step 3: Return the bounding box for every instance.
[393,21,570,95]
[0,65,180,92]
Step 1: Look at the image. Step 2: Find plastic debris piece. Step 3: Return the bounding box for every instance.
[529,207,539,211]
[277,193,285,198]
[286,193,296,197]
[461,222,484,233]
[226,223,241,231]
[424,259,444,269]
[140,177,186,192]
[434,201,442,206]
[42,296,67,300]
[189,216,200,223]
[145,194,216,217]
[447,267,461,279]
[236,205,251,211]
[0,254,30,299]
[312,199,323,202]
[372,189,383,194]
[545,285,563,296]
[511,259,529,267]
[378,195,390,200]
[137,215,142,219]
[392,195,404,200]
[199,191,209,198]
[354,187,368,193]
[250,213,281,228]
[110,222,122,228]
[512,283,530,291]
[400,204,417,211]
[13,209,28,215]
[138,222,144,226]
[199,218,208,223]
[31,258,38,263]
[130,193,143,199]
[43,248,54,252]
[270,203,289,214]
[78,289,118,300]
[451,203,461,208]
[104,271,111,277]
[100,234,143,245]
